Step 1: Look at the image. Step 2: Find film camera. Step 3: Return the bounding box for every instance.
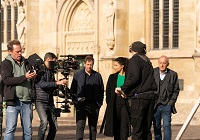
[49,54,80,77]
[27,53,80,117]
[27,53,46,74]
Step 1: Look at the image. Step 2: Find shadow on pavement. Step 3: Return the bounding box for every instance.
[2,123,200,140]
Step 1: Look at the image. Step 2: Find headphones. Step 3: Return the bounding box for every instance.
[129,45,132,53]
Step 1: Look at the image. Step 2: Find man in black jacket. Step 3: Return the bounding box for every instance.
[1,39,36,140]
[153,55,179,140]
[116,41,157,140]
[35,52,68,140]
[70,55,104,140]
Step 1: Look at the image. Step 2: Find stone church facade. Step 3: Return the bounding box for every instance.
[1,0,200,125]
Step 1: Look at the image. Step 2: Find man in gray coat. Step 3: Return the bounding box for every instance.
[153,55,180,140]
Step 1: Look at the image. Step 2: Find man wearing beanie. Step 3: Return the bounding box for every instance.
[116,41,157,140]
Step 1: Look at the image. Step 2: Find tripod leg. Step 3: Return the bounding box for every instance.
[175,97,200,140]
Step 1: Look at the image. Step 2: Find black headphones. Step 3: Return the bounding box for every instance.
[129,45,132,53]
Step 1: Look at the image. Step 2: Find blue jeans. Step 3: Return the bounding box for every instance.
[4,100,33,140]
[36,102,57,140]
[153,105,172,140]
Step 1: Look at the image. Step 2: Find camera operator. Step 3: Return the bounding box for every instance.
[35,52,68,140]
[70,55,104,140]
[1,39,36,140]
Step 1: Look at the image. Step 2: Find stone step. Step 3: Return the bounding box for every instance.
[57,117,76,126]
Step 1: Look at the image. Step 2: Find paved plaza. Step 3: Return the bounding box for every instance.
[1,110,200,140]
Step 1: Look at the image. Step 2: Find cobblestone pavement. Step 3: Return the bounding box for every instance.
[2,110,200,140]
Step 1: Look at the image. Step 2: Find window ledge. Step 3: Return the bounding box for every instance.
[147,49,194,59]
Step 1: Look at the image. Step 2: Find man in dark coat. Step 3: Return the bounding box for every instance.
[153,55,180,140]
[115,41,157,140]
[70,56,104,140]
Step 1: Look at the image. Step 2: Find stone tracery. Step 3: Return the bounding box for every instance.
[69,2,94,31]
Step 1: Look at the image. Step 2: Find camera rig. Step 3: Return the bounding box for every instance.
[53,85,73,117]
[27,53,80,117]
[50,54,80,117]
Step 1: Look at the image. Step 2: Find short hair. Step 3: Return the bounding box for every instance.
[7,39,21,51]
[44,52,57,61]
[129,41,146,54]
[84,55,94,63]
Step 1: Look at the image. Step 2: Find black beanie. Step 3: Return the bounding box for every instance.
[130,41,146,54]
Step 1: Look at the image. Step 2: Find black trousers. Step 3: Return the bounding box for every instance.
[76,103,100,140]
[129,98,155,140]
[113,97,129,140]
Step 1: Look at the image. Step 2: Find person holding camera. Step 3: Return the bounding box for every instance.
[35,52,68,140]
[1,39,36,140]
[70,55,104,140]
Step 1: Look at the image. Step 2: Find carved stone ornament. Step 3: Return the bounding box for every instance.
[66,41,94,54]
[105,0,115,50]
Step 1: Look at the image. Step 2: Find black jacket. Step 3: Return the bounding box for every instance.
[121,54,157,98]
[154,67,180,114]
[70,69,104,107]
[35,69,57,104]
[104,72,129,136]
[1,58,35,106]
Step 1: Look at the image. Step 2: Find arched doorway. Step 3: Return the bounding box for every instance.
[57,0,97,117]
